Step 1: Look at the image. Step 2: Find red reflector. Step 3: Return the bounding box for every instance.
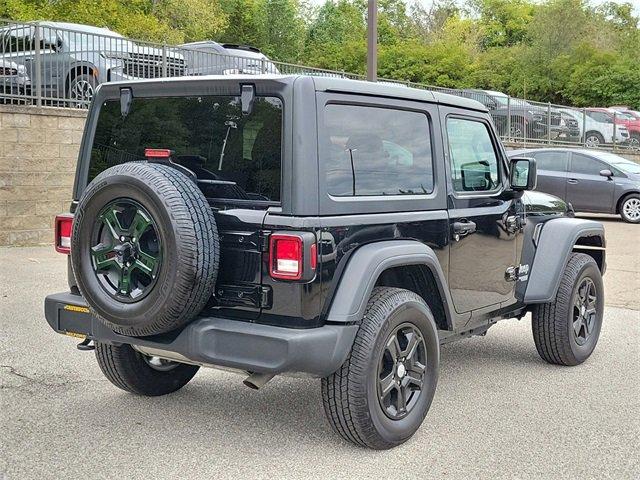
[269,234,303,280]
[55,214,74,254]
[310,242,318,270]
[144,148,172,158]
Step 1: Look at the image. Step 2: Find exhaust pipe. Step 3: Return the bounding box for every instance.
[243,372,275,390]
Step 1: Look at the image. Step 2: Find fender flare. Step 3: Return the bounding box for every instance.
[524,217,605,303]
[325,240,457,328]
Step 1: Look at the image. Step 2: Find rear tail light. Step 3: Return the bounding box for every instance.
[269,233,318,281]
[144,148,172,158]
[55,214,74,254]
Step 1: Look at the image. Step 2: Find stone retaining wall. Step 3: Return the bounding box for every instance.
[0,105,86,246]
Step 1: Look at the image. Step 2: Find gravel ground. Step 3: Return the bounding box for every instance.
[1,216,638,479]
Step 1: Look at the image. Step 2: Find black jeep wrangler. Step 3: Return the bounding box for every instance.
[45,75,606,450]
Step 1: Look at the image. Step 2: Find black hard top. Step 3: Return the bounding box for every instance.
[102,74,489,112]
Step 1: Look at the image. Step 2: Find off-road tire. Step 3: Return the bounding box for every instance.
[619,193,640,224]
[72,162,219,336]
[321,287,439,450]
[95,342,199,396]
[532,253,604,366]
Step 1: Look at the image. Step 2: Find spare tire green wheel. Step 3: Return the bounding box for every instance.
[71,162,219,337]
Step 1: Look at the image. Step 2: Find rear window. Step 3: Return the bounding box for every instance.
[89,95,283,203]
[321,104,433,196]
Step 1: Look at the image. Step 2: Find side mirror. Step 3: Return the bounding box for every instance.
[599,169,613,178]
[509,157,537,191]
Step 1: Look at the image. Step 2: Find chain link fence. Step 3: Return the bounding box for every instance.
[2,18,639,151]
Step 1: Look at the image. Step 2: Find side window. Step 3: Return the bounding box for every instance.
[571,154,606,175]
[447,117,500,193]
[587,111,612,124]
[534,151,568,172]
[321,104,434,196]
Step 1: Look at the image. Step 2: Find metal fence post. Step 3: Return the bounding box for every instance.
[612,111,617,151]
[507,96,511,143]
[261,58,266,74]
[547,102,551,145]
[161,45,168,77]
[582,108,587,146]
[33,23,42,107]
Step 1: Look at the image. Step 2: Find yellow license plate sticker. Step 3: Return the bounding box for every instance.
[63,304,90,314]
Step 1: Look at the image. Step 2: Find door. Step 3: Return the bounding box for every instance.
[566,152,615,212]
[444,113,521,314]
[532,150,569,200]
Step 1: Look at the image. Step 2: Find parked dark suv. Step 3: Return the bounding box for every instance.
[45,76,606,449]
[509,148,640,223]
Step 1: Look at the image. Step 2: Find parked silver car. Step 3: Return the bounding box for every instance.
[180,41,279,76]
[0,22,185,105]
[509,148,640,223]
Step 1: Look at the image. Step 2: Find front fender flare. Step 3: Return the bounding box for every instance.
[325,240,457,327]
[524,218,605,303]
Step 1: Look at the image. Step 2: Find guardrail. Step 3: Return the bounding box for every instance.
[1,18,639,152]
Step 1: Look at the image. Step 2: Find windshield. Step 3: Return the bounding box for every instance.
[491,95,531,107]
[592,152,640,174]
[89,95,283,203]
[613,162,640,174]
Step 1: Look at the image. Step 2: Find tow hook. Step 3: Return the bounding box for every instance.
[76,338,95,351]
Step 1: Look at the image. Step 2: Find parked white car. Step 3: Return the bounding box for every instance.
[559,108,629,147]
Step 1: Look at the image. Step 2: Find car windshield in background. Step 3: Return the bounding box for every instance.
[612,162,640,174]
[89,95,283,203]
[591,151,640,174]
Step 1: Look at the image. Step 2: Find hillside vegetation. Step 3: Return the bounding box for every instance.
[2,0,639,107]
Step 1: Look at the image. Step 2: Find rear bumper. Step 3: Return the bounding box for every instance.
[45,292,358,377]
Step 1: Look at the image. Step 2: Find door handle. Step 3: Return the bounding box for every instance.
[452,220,477,240]
[567,178,579,184]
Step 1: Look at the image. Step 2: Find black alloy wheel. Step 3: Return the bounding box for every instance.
[572,278,597,346]
[91,199,162,302]
[377,323,427,420]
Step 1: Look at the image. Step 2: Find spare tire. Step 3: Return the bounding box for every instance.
[71,162,219,336]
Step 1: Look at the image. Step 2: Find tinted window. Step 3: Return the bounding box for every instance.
[447,118,500,192]
[90,95,282,203]
[534,151,568,172]
[322,104,433,196]
[571,154,606,175]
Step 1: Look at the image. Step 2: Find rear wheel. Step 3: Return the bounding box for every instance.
[322,287,439,449]
[532,253,604,366]
[95,342,199,396]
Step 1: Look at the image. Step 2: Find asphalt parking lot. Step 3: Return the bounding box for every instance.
[1,215,638,479]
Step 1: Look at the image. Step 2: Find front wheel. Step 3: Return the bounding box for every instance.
[321,287,439,449]
[532,253,604,366]
[95,342,199,396]
[584,131,605,148]
[68,73,97,107]
[619,194,640,223]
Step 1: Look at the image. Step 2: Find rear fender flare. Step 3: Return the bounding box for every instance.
[325,240,458,328]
